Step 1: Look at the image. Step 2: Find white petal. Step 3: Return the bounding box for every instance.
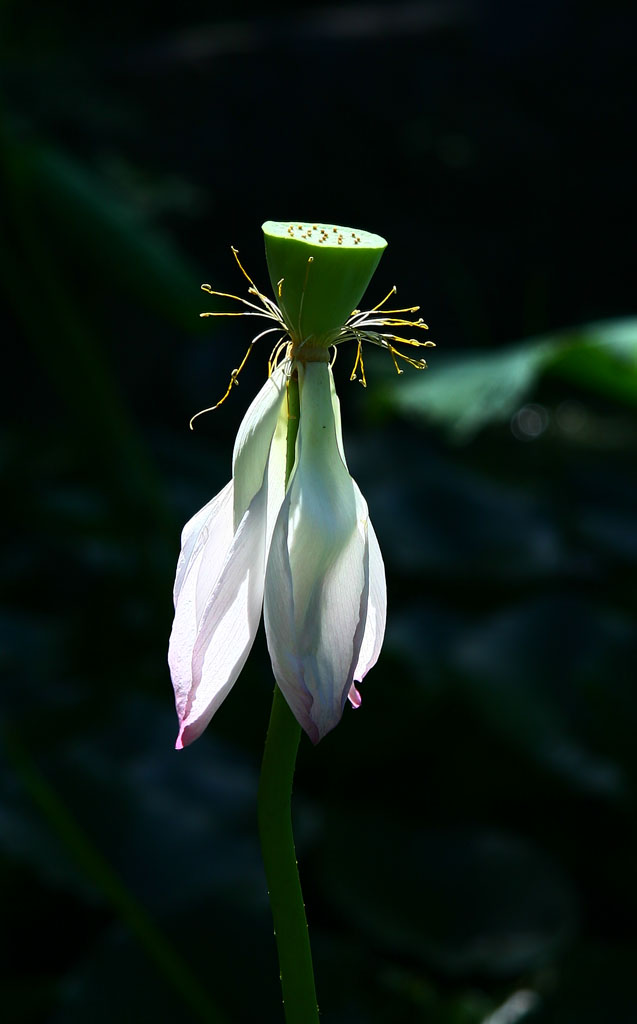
[175,482,269,748]
[328,374,386,694]
[169,480,235,716]
[264,362,370,743]
[327,364,347,466]
[169,364,289,748]
[232,364,287,529]
[172,480,233,606]
[353,514,387,684]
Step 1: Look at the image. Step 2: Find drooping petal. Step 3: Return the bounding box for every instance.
[353,514,387,684]
[232,363,287,529]
[175,481,269,748]
[169,479,235,713]
[264,361,371,743]
[173,479,234,606]
[328,372,386,706]
[169,366,288,749]
[348,683,362,708]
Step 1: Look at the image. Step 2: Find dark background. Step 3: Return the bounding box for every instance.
[2,1,636,1021]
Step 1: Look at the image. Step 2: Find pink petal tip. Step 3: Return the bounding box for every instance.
[348,683,362,709]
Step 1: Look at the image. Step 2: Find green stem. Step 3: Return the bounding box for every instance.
[257,375,319,1024]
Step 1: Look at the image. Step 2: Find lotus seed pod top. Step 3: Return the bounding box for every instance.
[262,220,387,350]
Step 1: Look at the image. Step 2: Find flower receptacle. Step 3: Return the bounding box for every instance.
[262,220,387,346]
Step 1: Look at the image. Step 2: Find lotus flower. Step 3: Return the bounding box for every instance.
[169,221,433,746]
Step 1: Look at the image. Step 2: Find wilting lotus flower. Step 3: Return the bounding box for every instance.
[169,221,433,747]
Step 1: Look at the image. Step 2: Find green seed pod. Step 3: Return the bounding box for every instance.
[262,220,387,346]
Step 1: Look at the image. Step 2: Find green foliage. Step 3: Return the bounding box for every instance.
[387,319,637,438]
[27,145,203,327]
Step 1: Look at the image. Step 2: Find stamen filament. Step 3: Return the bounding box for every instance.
[296,257,314,340]
[189,342,254,427]
[349,341,367,387]
[371,285,397,311]
[190,325,285,428]
[389,347,403,375]
[268,336,290,375]
[347,315,428,331]
[200,310,281,322]
[201,285,284,320]
[350,341,361,382]
[198,252,433,405]
[231,246,260,293]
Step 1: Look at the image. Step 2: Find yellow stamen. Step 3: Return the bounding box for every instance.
[200,284,281,321]
[367,305,421,315]
[200,311,247,318]
[389,347,403,375]
[378,332,435,349]
[231,246,260,292]
[388,344,428,371]
[295,257,314,339]
[189,339,255,428]
[190,325,284,428]
[197,252,433,407]
[371,285,397,311]
[349,340,367,387]
[268,337,290,376]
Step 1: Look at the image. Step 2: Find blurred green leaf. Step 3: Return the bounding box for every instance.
[388,338,556,438]
[22,142,204,327]
[550,319,637,405]
[386,319,637,438]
